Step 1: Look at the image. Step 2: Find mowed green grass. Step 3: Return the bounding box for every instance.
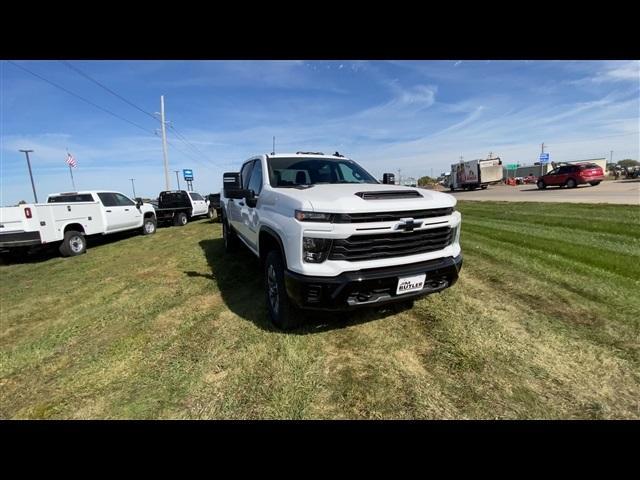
[1,201,638,419]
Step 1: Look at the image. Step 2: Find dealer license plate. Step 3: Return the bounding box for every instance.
[396,274,426,295]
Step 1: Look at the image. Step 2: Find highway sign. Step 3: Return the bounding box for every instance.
[539,153,550,163]
[506,164,519,169]
[183,169,194,181]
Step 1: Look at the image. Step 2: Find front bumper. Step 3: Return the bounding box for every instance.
[284,254,463,311]
[0,231,42,248]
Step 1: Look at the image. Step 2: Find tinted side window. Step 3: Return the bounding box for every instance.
[189,192,204,201]
[247,160,263,195]
[48,194,94,203]
[113,193,135,206]
[97,192,118,207]
[241,161,255,189]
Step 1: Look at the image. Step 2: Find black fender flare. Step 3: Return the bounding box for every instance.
[259,226,288,268]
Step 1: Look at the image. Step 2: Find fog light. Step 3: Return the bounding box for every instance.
[303,237,331,263]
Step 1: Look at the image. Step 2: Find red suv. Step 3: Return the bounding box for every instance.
[537,163,604,189]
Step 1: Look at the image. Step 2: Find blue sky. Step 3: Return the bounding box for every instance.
[1,60,638,204]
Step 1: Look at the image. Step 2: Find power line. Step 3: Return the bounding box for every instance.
[59,60,158,121]
[168,124,213,162]
[7,60,156,136]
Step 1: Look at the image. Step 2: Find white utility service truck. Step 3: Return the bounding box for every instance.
[0,191,157,257]
[447,157,503,191]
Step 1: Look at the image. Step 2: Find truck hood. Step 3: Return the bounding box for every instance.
[276,184,456,213]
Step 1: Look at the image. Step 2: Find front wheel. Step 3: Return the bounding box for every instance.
[142,216,156,235]
[264,250,302,330]
[207,208,216,220]
[566,178,577,189]
[59,230,86,257]
[589,181,601,186]
[537,180,546,190]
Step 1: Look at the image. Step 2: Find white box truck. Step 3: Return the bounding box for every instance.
[447,157,503,191]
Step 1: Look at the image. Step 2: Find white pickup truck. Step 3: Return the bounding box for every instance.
[0,191,157,257]
[220,152,463,329]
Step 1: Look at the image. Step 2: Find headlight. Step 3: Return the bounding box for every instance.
[451,223,461,245]
[303,237,332,263]
[295,210,332,222]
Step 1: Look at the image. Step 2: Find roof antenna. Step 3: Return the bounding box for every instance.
[272,136,276,155]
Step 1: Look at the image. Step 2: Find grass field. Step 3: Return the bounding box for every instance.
[1,201,638,419]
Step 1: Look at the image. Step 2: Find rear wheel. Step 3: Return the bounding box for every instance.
[142,216,156,235]
[481,184,488,190]
[264,250,301,330]
[537,180,546,190]
[222,214,239,253]
[589,181,601,186]
[59,230,86,257]
[566,178,577,189]
[207,208,216,220]
[174,212,188,227]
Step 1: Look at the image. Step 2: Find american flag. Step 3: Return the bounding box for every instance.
[66,152,77,168]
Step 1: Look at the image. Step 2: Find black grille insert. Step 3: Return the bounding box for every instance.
[329,226,453,261]
[332,207,453,223]
[355,190,423,200]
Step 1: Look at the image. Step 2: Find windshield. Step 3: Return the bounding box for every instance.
[267,157,378,187]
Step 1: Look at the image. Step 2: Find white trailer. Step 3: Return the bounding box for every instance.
[448,158,503,191]
[0,191,157,257]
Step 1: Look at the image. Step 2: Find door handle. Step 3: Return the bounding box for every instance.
[239,202,245,206]
[106,210,112,212]
[125,209,130,211]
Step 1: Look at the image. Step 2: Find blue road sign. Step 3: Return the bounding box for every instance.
[539,153,550,163]
[183,169,194,181]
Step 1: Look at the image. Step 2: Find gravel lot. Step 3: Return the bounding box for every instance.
[449,180,639,205]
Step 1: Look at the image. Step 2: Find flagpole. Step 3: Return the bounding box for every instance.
[69,164,76,190]
[66,148,77,190]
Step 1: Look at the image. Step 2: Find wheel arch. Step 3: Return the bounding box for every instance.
[63,223,85,234]
[259,226,287,268]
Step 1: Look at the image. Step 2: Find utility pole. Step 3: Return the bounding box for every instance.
[129,178,137,198]
[160,95,170,190]
[19,149,38,203]
[610,150,613,166]
[397,168,401,185]
[272,136,276,155]
[174,170,181,190]
[540,142,545,177]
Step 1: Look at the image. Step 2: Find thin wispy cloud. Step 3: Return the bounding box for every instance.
[1,60,638,204]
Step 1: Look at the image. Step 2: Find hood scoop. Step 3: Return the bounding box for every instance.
[355,190,423,200]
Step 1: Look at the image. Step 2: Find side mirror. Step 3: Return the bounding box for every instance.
[135,197,143,208]
[382,173,395,184]
[245,190,258,208]
[223,172,244,199]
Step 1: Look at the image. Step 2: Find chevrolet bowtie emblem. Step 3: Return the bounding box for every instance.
[396,218,422,232]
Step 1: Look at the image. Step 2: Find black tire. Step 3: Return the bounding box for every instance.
[481,184,488,190]
[222,214,239,253]
[537,180,546,190]
[174,212,188,227]
[207,208,216,221]
[264,250,302,330]
[449,186,454,192]
[566,178,577,189]
[589,181,601,186]
[142,216,157,235]
[59,230,86,257]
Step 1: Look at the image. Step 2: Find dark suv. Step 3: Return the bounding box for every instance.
[537,163,604,189]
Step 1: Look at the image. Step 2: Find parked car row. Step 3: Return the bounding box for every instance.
[0,188,218,259]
